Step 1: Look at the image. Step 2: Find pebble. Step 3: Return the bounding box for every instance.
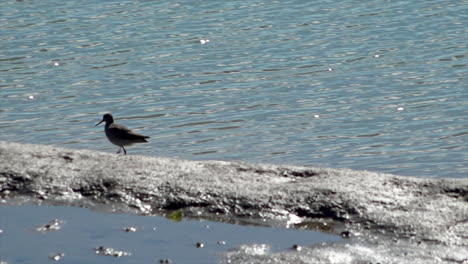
[95,246,131,257]
[36,219,62,232]
[49,253,65,261]
[195,242,204,248]
[291,244,302,251]
[341,231,351,238]
[123,226,137,232]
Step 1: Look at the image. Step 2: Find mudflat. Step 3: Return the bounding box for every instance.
[1,141,466,263]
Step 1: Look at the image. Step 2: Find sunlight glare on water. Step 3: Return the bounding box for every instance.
[0,0,466,178]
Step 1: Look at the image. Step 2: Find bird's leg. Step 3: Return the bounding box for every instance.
[116,147,121,154]
[122,146,127,155]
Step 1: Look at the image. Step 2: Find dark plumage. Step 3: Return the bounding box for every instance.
[95,113,149,155]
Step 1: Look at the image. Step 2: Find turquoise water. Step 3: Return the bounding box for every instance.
[1,0,466,178]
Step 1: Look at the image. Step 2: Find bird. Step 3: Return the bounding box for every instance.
[95,113,149,155]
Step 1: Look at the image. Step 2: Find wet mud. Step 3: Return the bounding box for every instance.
[1,141,467,263]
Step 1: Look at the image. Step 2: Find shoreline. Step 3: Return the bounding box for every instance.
[1,141,467,263]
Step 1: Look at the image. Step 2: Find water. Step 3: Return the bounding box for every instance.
[0,205,339,263]
[1,0,467,178]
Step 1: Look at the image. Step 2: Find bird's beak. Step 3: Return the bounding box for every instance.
[95,119,104,126]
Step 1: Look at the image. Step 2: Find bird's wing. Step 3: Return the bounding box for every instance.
[109,124,148,141]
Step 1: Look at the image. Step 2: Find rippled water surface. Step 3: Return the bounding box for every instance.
[1,0,467,178]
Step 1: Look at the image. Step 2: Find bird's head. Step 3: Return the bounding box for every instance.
[95,113,114,126]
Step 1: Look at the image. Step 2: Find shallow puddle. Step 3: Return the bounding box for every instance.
[0,205,340,263]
